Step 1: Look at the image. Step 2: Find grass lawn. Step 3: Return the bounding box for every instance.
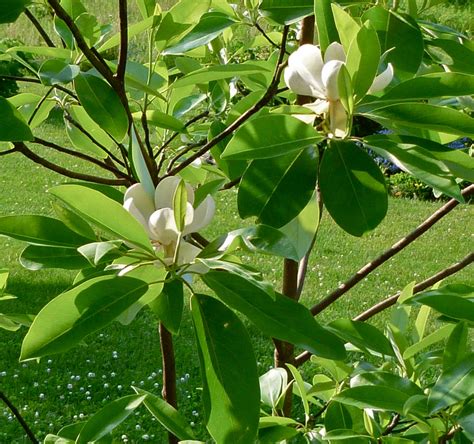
[0,115,473,442]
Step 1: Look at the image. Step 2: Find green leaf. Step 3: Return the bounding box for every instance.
[320,140,387,237]
[173,63,271,88]
[314,0,340,52]
[428,354,474,413]
[345,23,380,102]
[403,324,455,360]
[20,245,90,270]
[222,114,323,160]
[362,7,423,79]
[287,364,310,419]
[457,400,474,442]
[363,103,474,137]
[444,322,470,372]
[77,241,122,266]
[150,278,184,335]
[20,275,148,361]
[49,184,153,254]
[76,395,146,443]
[191,294,259,444]
[8,93,55,129]
[52,201,96,239]
[322,430,371,441]
[6,45,72,60]
[164,12,236,55]
[135,110,185,132]
[380,73,474,101]
[258,425,299,443]
[74,73,129,142]
[38,59,79,86]
[426,39,474,75]
[202,271,346,360]
[0,215,92,247]
[0,97,33,141]
[332,4,360,54]
[325,402,364,433]
[135,0,156,18]
[130,125,155,199]
[0,0,29,23]
[132,387,196,440]
[75,12,101,47]
[351,372,424,398]
[364,135,463,201]
[407,285,474,323]
[327,319,395,357]
[238,147,318,228]
[259,0,313,25]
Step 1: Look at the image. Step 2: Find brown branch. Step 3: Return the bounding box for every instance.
[0,75,77,99]
[166,141,206,173]
[309,184,474,316]
[0,148,17,156]
[221,177,241,190]
[439,425,461,443]
[14,142,127,186]
[24,8,55,48]
[47,0,115,85]
[254,22,280,49]
[116,0,128,83]
[159,323,179,444]
[165,26,290,178]
[295,252,474,366]
[0,390,39,443]
[33,137,132,181]
[354,252,474,322]
[382,414,401,436]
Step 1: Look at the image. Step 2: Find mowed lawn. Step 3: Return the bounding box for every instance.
[0,113,473,442]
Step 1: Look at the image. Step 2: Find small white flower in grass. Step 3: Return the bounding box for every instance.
[284,42,393,138]
[123,177,215,268]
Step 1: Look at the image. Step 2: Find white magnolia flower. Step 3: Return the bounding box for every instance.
[284,42,394,138]
[123,177,215,266]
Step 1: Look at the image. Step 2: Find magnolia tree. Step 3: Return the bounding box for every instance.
[0,0,473,442]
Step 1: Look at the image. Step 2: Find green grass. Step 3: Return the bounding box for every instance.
[1,114,473,442]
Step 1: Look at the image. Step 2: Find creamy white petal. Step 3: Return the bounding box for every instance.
[284,66,315,97]
[148,208,179,245]
[329,100,348,138]
[154,176,194,210]
[123,183,155,220]
[368,63,394,94]
[322,60,344,101]
[304,99,330,115]
[124,197,153,236]
[324,42,346,64]
[183,195,215,235]
[293,113,317,125]
[287,44,326,98]
[177,240,201,265]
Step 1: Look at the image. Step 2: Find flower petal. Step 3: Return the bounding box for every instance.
[329,100,348,138]
[368,63,394,94]
[177,240,201,265]
[124,197,152,237]
[123,183,155,220]
[184,195,215,235]
[322,60,344,101]
[324,42,346,64]
[284,66,314,97]
[304,99,330,115]
[287,44,326,98]
[148,208,179,245]
[155,176,194,210]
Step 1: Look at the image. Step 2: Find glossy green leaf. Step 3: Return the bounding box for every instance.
[49,184,153,254]
[0,215,92,247]
[75,12,101,47]
[77,241,122,266]
[314,0,339,52]
[259,0,313,25]
[130,126,155,200]
[74,73,129,142]
[345,23,380,101]
[363,103,474,138]
[0,97,33,141]
[222,114,322,160]
[8,93,55,130]
[133,387,196,440]
[403,324,455,360]
[428,354,474,413]
[258,426,299,443]
[365,135,463,201]
[325,402,365,433]
[322,430,371,441]
[320,140,387,237]
[20,245,90,270]
[20,275,148,361]
[238,147,318,228]
[362,7,423,79]
[457,400,474,442]
[202,271,346,360]
[191,294,259,444]
[351,372,424,398]
[381,73,474,101]
[173,63,271,88]
[164,12,236,55]
[52,201,96,240]
[150,278,184,335]
[38,59,79,86]
[287,364,310,419]
[332,4,360,53]
[327,319,395,357]
[6,45,72,60]
[76,395,146,443]
[0,0,29,23]
[426,39,474,75]
[444,322,470,372]
[135,110,185,132]
[135,0,156,18]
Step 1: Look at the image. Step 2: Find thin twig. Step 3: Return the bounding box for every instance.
[254,22,280,49]
[382,414,401,436]
[14,142,127,185]
[0,75,78,99]
[439,425,461,443]
[221,177,241,190]
[28,86,54,125]
[0,391,39,443]
[166,27,290,178]
[24,8,55,47]
[0,148,17,156]
[116,0,128,83]
[295,252,474,366]
[309,184,474,316]
[166,141,206,173]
